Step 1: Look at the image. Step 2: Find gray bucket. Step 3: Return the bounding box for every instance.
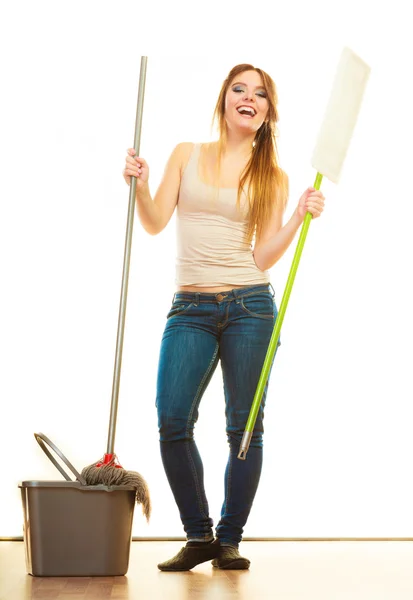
[19,433,136,577]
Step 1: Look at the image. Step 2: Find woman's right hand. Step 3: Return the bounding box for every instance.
[123,148,149,189]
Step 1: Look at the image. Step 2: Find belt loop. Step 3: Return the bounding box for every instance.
[194,292,200,306]
[172,292,177,303]
[269,282,275,297]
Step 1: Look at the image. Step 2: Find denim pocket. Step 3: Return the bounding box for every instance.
[166,301,194,319]
[240,293,275,319]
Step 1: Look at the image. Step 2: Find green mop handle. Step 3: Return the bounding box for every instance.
[107,56,148,456]
[237,172,323,460]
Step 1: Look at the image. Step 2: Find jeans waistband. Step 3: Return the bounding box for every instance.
[173,283,275,304]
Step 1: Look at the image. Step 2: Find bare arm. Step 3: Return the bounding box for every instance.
[253,178,325,271]
[253,209,303,271]
[124,142,194,235]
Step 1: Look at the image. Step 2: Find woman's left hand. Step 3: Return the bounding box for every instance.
[296,187,325,221]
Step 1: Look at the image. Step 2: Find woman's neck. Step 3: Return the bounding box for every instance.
[220,130,255,160]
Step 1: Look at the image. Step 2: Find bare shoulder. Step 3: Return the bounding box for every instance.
[175,141,196,153]
[169,142,196,175]
[174,141,196,160]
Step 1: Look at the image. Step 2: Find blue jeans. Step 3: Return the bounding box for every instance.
[156,284,280,547]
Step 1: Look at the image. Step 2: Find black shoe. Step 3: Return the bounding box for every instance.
[211,544,250,570]
[157,540,219,571]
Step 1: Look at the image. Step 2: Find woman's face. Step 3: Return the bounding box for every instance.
[224,70,269,134]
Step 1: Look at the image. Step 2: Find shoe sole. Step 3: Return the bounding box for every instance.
[212,558,250,570]
[158,566,191,571]
[158,550,219,571]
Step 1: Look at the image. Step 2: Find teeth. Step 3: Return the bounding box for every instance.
[237,106,256,116]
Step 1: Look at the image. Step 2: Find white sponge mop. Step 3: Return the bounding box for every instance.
[311,47,371,184]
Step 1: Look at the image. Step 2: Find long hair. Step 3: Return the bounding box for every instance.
[212,64,288,245]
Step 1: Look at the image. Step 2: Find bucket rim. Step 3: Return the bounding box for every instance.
[18,480,136,492]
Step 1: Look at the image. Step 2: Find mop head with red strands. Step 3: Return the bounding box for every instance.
[81,454,151,522]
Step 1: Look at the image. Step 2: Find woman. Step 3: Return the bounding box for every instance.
[123,64,325,571]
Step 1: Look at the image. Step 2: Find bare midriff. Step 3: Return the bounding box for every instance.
[177,284,249,293]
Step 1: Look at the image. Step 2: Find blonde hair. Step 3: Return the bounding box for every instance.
[212,64,288,245]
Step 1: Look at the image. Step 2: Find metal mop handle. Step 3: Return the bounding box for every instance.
[238,172,323,460]
[106,56,148,455]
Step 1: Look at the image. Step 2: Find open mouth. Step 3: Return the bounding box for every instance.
[236,106,257,118]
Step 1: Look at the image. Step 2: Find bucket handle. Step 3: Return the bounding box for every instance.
[34,433,87,486]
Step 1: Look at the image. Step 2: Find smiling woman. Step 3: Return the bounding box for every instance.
[210,65,288,254]
[122,62,325,572]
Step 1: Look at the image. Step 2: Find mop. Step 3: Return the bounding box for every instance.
[238,47,371,460]
[81,56,151,521]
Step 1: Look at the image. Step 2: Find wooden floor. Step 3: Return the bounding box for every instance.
[2,540,413,599]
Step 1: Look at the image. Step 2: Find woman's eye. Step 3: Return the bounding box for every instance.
[232,86,267,98]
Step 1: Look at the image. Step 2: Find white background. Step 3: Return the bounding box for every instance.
[1,0,412,538]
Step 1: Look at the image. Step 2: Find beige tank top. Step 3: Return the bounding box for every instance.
[175,143,270,287]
